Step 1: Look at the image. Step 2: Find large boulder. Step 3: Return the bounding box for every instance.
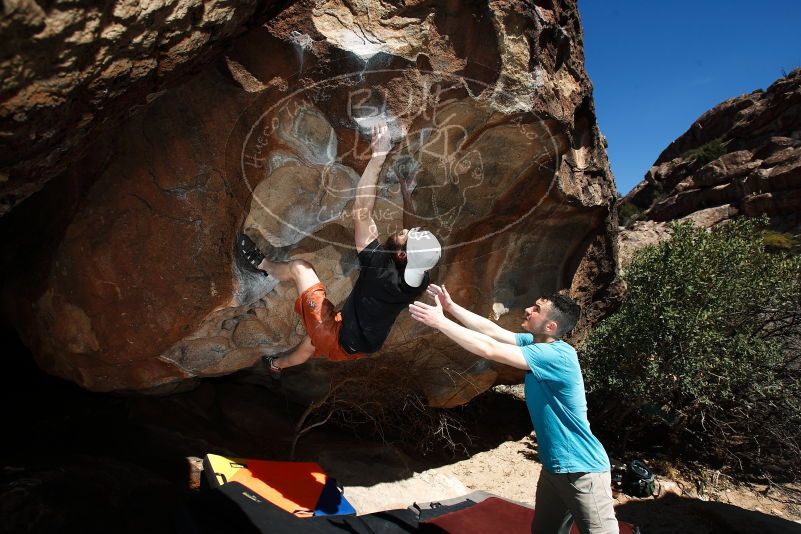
[2,0,619,407]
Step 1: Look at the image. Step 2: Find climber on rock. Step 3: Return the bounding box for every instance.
[238,121,441,378]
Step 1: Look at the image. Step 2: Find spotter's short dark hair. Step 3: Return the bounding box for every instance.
[544,293,580,338]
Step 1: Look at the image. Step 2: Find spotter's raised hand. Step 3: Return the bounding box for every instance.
[425,284,454,312]
[409,295,446,329]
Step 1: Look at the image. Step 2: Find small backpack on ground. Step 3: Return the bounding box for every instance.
[623,459,656,497]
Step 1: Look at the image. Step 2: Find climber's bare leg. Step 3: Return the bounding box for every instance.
[258,258,320,296]
[273,335,315,370]
[258,259,321,372]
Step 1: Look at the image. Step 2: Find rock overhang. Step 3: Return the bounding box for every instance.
[1,0,620,406]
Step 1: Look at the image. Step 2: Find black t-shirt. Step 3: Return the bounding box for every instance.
[338,239,429,354]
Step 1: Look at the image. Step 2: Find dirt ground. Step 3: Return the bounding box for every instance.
[322,385,801,533]
[334,432,801,533]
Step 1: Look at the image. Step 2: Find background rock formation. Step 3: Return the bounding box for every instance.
[1,0,619,407]
[620,68,801,232]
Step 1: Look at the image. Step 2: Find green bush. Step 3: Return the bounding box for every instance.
[618,202,642,226]
[763,230,798,253]
[682,138,728,166]
[643,180,666,208]
[582,218,801,479]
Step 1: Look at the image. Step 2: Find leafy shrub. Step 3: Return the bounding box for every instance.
[763,230,798,253]
[582,218,801,479]
[618,202,642,226]
[642,180,667,210]
[682,138,728,166]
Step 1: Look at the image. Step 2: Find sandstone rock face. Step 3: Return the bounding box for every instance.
[620,68,801,231]
[616,204,739,275]
[616,220,672,273]
[2,0,618,407]
[0,0,285,216]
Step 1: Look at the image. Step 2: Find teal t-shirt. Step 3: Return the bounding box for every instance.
[516,333,610,474]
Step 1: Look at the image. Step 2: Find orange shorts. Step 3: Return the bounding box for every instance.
[294,282,366,362]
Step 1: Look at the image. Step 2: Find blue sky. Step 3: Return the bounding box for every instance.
[579,1,801,195]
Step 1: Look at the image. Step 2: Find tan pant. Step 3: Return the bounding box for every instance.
[531,469,618,534]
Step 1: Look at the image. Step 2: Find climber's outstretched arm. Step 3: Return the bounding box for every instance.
[399,166,422,230]
[353,123,391,253]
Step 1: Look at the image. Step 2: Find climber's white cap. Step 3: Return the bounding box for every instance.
[404,228,441,287]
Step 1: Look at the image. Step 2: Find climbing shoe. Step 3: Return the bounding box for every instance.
[264,355,282,381]
[238,232,268,276]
